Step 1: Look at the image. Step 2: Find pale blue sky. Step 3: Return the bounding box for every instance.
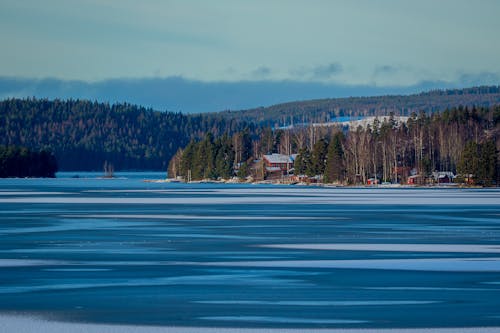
[1,0,500,112]
[1,0,500,87]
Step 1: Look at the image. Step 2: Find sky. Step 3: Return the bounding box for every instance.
[1,0,500,112]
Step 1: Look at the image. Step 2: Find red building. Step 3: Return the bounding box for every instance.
[262,154,294,172]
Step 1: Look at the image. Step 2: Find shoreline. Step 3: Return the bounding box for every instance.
[151,178,486,189]
[1,314,500,333]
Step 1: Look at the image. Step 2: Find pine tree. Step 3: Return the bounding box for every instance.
[294,148,310,175]
[308,139,328,176]
[324,132,345,183]
[478,140,498,186]
[180,140,196,178]
[215,135,234,179]
[457,141,480,181]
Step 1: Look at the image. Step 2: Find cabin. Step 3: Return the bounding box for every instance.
[432,171,455,184]
[367,178,379,185]
[407,175,424,185]
[262,154,295,173]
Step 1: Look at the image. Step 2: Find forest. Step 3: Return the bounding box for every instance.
[171,106,500,186]
[0,145,58,178]
[1,87,499,180]
[0,98,253,170]
[220,85,500,127]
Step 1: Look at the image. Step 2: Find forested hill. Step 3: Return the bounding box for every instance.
[0,98,251,171]
[2,86,500,172]
[221,86,500,126]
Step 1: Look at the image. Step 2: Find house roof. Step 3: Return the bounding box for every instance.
[263,153,293,164]
[433,171,455,178]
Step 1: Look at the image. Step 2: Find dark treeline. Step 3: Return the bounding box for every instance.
[0,98,253,171]
[220,85,500,127]
[171,106,500,186]
[0,146,58,178]
[2,94,499,181]
[168,131,253,180]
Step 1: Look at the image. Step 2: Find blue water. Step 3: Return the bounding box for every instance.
[1,174,500,328]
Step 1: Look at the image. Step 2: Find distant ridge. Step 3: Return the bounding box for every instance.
[0,98,250,171]
[222,85,500,126]
[2,76,499,114]
[1,85,499,171]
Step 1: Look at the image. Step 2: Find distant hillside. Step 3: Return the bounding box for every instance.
[2,86,499,171]
[221,86,500,126]
[0,98,250,171]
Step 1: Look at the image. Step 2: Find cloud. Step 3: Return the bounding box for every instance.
[290,62,343,80]
[374,65,399,75]
[457,72,500,86]
[251,66,272,78]
[312,63,343,79]
[373,64,419,78]
[371,64,438,86]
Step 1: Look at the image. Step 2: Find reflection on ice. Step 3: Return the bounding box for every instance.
[9,247,171,255]
[146,233,271,240]
[0,259,65,267]
[196,300,439,306]
[43,268,111,272]
[0,219,160,234]
[65,214,325,220]
[199,258,500,272]
[365,287,496,291]
[0,181,499,329]
[262,243,500,253]
[200,316,367,324]
[1,188,499,205]
[1,313,499,332]
[0,191,69,195]
[0,272,311,294]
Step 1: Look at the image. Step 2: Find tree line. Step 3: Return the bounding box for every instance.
[0,98,253,171]
[220,85,500,128]
[170,106,499,186]
[1,97,498,184]
[0,146,58,178]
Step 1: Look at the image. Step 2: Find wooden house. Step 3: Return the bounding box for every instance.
[262,154,294,173]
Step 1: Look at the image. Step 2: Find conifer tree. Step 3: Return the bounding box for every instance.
[478,140,498,186]
[457,141,480,180]
[308,139,328,176]
[180,140,196,178]
[324,132,345,183]
[215,135,234,179]
[294,148,310,175]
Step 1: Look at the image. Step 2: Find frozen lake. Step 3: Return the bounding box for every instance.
[1,173,500,330]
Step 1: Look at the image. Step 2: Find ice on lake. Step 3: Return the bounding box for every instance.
[1,174,500,329]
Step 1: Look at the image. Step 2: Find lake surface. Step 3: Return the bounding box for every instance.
[1,173,500,329]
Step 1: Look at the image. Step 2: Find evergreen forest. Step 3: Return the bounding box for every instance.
[0,98,252,171]
[221,85,500,127]
[0,145,58,178]
[172,106,500,186]
[0,86,499,185]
